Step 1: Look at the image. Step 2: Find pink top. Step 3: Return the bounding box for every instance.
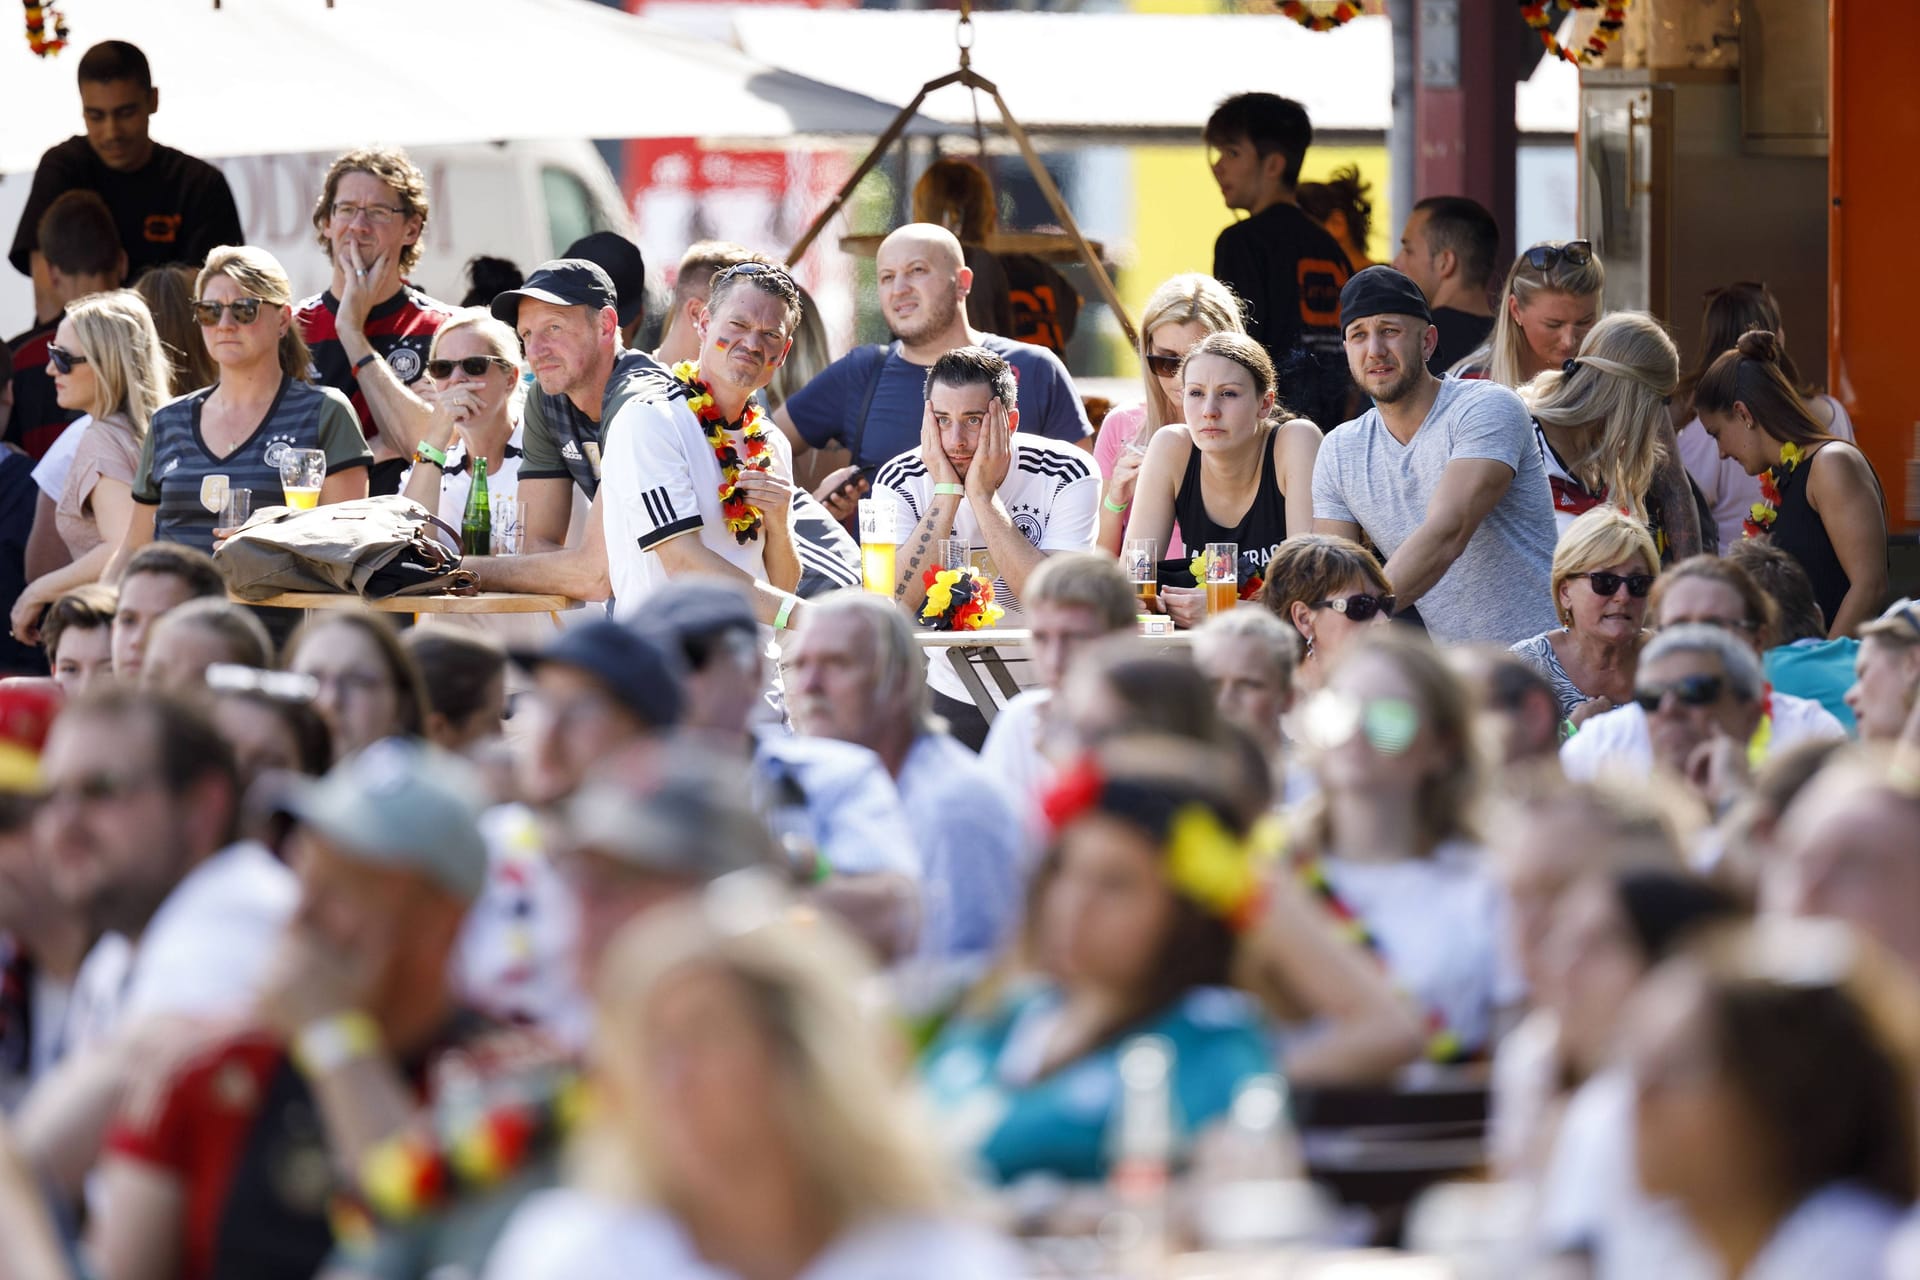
[55,414,141,557]
[1094,403,1184,558]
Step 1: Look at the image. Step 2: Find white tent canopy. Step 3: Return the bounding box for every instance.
[724,9,1578,137]
[0,0,919,174]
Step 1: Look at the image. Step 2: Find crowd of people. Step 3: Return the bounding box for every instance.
[0,35,1916,1280]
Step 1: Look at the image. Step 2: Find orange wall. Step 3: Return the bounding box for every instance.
[1831,1,1920,532]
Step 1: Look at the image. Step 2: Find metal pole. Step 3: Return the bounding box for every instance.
[1388,0,1417,237]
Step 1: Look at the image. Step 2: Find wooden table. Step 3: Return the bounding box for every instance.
[913,625,1193,726]
[236,591,579,628]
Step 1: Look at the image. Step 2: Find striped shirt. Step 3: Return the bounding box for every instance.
[294,285,455,445]
[134,378,373,553]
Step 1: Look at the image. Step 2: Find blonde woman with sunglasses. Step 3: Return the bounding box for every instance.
[102,245,371,580]
[399,308,529,531]
[10,290,171,644]
[1509,507,1661,727]
[1460,239,1604,387]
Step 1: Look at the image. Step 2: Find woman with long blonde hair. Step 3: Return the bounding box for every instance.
[10,289,172,643]
[103,245,372,575]
[487,894,1016,1279]
[1523,311,1703,559]
[1464,240,1604,387]
[1094,273,1244,556]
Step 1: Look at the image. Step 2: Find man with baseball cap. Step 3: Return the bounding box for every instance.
[98,738,558,1279]
[1311,265,1559,646]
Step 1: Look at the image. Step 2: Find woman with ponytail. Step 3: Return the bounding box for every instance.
[1694,331,1888,637]
[1522,311,1703,560]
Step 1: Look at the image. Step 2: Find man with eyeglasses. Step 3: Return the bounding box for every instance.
[1313,266,1560,647]
[1562,556,1846,782]
[294,147,457,494]
[13,686,296,1204]
[1631,624,1767,797]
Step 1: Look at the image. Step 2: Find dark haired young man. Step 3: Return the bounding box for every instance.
[6,191,122,460]
[8,40,241,323]
[1204,93,1351,426]
[1391,195,1502,374]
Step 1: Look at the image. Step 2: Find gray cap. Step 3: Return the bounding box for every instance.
[564,762,775,882]
[276,737,489,900]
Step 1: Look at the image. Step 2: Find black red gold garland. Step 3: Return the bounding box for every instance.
[24,0,69,57]
[1519,0,1629,66]
[1277,0,1361,31]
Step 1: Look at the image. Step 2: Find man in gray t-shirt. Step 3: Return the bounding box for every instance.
[1312,266,1559,647]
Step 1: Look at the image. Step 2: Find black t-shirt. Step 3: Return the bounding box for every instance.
[4,315,80,459]
[1212,202,1352,428]
[8,137,243,280]
[1430,306,1495,376]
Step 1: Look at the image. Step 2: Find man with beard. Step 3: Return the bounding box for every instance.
[773,223,1090,479]
[600,263,803,623]
[1311,266,1557,646]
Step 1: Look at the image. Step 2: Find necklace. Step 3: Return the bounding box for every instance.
[674,361,772,545]
[1742,440,1805,539]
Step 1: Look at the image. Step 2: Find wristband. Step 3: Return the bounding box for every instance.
[1104,494,1131,514]
[292,1010,381,1076]
[353,352,380,374]
[773,597,797,631]
[413,441,448,468]
[933,482,965,497]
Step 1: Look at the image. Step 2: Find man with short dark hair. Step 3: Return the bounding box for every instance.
[6,190,123,460]
[1392,195,1500,374]
[1313,266,1559,646]
[1204,92,1352,425]
[564,231,649,349]
[8,40,241,321]
[111,541,225,680]
[295,146,456,492]
[872,344,1099,744]
[773,223,1091,479]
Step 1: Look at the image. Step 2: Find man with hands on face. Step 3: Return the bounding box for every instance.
[599,263,805,625]
[295,147,456,494]
[873,346,1099,747]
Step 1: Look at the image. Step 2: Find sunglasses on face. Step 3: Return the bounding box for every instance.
[1633,673,1726,714]
[1581,571,1655,599]
[426,356,516,380]
[1523,239,1594,272]
[191,297,266,326]
[1310,592,1396,622]
[1145,353,1184,379]
[45,343,88,375]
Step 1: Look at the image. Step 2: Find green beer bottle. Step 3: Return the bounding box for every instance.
[462,456,492,557]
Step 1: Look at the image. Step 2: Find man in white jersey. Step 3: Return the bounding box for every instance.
[600,263,803,625]
[871,345,1098,748]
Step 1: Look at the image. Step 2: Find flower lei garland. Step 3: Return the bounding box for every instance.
[23,0,68,57]
[918,566,1004,631]
[1277,0,1361,31]
[1041,758,1277,932]
[1519,0,1630,66]
[673,361,771,545]
[1742,440,1805,539]
[1188,547,1267,602]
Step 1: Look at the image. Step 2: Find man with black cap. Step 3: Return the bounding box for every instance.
[1312,265,1558,647]
[564,231,648,350]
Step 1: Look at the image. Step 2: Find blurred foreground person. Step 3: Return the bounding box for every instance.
[1847,598,1920,744]
[486,892,1018,1279]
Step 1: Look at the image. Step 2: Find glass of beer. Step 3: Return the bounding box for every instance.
[279,448,326,510]
[858,499,897,595]
[1205,541,1239,614]
[1124,538,1158,603]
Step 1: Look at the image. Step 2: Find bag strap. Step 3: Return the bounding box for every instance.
[846,340,900,477]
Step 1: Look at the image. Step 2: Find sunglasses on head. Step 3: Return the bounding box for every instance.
[713,261,795,289]
[1145,353,1184,379]
[1633,673,1726,714]
[45,343,87,375]
[426,356,515,380]
[191,297,266,326]
[1310,592,1395,622]
[1581,571,1655,599]
[1523,240,1594,273]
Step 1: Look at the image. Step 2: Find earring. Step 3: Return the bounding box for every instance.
[1302,631,1316,659]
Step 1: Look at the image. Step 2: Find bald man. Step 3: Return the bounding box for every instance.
[773,222,1090,478]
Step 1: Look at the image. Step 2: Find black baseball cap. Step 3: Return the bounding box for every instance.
[491,258,618,327]
[564,232,647,329]
[1339,265,1433,332]
[511,619,684,729]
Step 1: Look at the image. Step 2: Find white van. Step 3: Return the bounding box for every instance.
[0,138,634,330]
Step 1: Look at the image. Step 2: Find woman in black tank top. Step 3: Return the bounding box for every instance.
[1693,330,1888,637]
[1123,332,1321,628]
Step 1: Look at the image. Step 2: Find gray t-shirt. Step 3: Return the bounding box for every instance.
[1312,377,1558,646]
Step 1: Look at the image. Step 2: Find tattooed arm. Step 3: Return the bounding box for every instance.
[893,494,961,613]
[1649,419,1708,559]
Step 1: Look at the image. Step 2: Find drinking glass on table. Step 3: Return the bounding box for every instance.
[1205,541,1239,614]
[1123,538,1158,604]
[490,494,523,557]
[936,538,972,572]
[857,499,897,595]
[219,488,253,530]
[278,448,326,510]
